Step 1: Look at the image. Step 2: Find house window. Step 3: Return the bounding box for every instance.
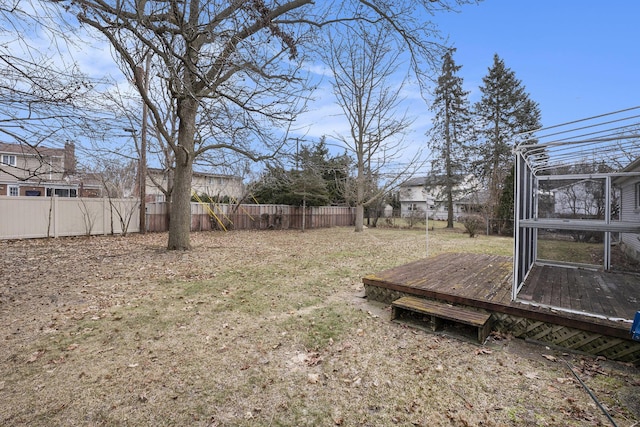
[1,154,16,166]
[636,182,640,209]
[8,185,19,196]
[46,188,76,197]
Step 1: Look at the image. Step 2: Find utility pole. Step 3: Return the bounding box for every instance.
[134,54,151,234]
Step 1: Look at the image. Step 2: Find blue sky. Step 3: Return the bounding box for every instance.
[12,1,637,173]
[437,0,640,128]
[294,1,640,166]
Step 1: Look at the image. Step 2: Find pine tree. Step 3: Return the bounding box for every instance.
[474,54,541,225]
[306,137,352,206]
[250,139,350,207]
[497,165,515,234]
[427,49,473,228]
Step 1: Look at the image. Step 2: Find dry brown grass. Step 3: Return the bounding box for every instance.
[1,225,638,426]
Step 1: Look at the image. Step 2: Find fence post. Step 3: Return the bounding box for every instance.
[103,197,108,235]
[53,196,59,238]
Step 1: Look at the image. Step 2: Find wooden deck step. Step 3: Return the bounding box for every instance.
[391,296,493,343]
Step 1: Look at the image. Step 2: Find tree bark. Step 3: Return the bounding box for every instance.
[167,97,197,250]
[355,153,365,232]
[168,160,193,250]
[355,204,364,232]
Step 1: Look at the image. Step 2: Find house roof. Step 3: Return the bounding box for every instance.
[401,176,427,187]
[147,167,241,180]
[613,156,640,186]
[0,142,64,157]
[622,156,640,172]
[515,106,640,177]
[400,174,472,188]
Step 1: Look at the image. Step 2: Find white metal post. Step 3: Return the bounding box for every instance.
[513,153,522,301]
[604,175,612,270]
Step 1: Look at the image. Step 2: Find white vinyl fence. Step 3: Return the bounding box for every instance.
[0,196,140,240]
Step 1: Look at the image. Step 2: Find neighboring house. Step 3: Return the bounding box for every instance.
[399,175,483,220]
[399,177,431,217]
[614,158,640,261]
[0,142,101,197]
[146,168,244,203]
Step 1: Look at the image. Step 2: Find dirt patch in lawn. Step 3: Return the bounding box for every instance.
[1,228,638,426]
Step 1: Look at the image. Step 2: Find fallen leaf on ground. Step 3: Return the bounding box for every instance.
[27,350,45,363]
[305,352,323,366]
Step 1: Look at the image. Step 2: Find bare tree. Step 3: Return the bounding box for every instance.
[90,157,139,234]
[77,198,98,236]
[62,0,470,249]
[323,22,424,232]
[69,0,314,249]
[0,1,113,177]
[98,158,138,199]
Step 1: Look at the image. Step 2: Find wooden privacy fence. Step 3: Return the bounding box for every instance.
[146,203,356,232]
[0,196,140,239]
[0,198,354,239]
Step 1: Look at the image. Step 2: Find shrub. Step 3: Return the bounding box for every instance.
[405,209,426,229]
[461,215,485,238]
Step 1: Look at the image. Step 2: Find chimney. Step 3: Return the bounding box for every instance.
[64,142,76,176]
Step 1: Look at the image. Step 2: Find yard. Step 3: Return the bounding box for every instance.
[1,226,638,426]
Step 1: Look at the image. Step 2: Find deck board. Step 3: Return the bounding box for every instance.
[574,269,592,313]
[363,253,639,341]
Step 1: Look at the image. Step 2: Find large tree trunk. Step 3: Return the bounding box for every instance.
[355,204,364,232]
[168,159,193,250]
[167,98,197,250]
[354,159,365,232]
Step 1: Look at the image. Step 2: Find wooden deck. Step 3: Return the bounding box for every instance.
[363,253,514,307]
[519,262,639,321]
[363,253,640,363]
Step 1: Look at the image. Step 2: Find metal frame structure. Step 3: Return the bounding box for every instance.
[513,107,640,305]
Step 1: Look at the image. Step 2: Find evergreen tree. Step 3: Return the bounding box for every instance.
[250,166,297,206]
[474,54,541,224]
[324,152,352,206]
[497,165,515,234]
[250,139,351,207]
[250,165,330,207]
[427,49,473,228]
[303,137,352,206]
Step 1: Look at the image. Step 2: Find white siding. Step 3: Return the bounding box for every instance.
[619,180,640,260]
